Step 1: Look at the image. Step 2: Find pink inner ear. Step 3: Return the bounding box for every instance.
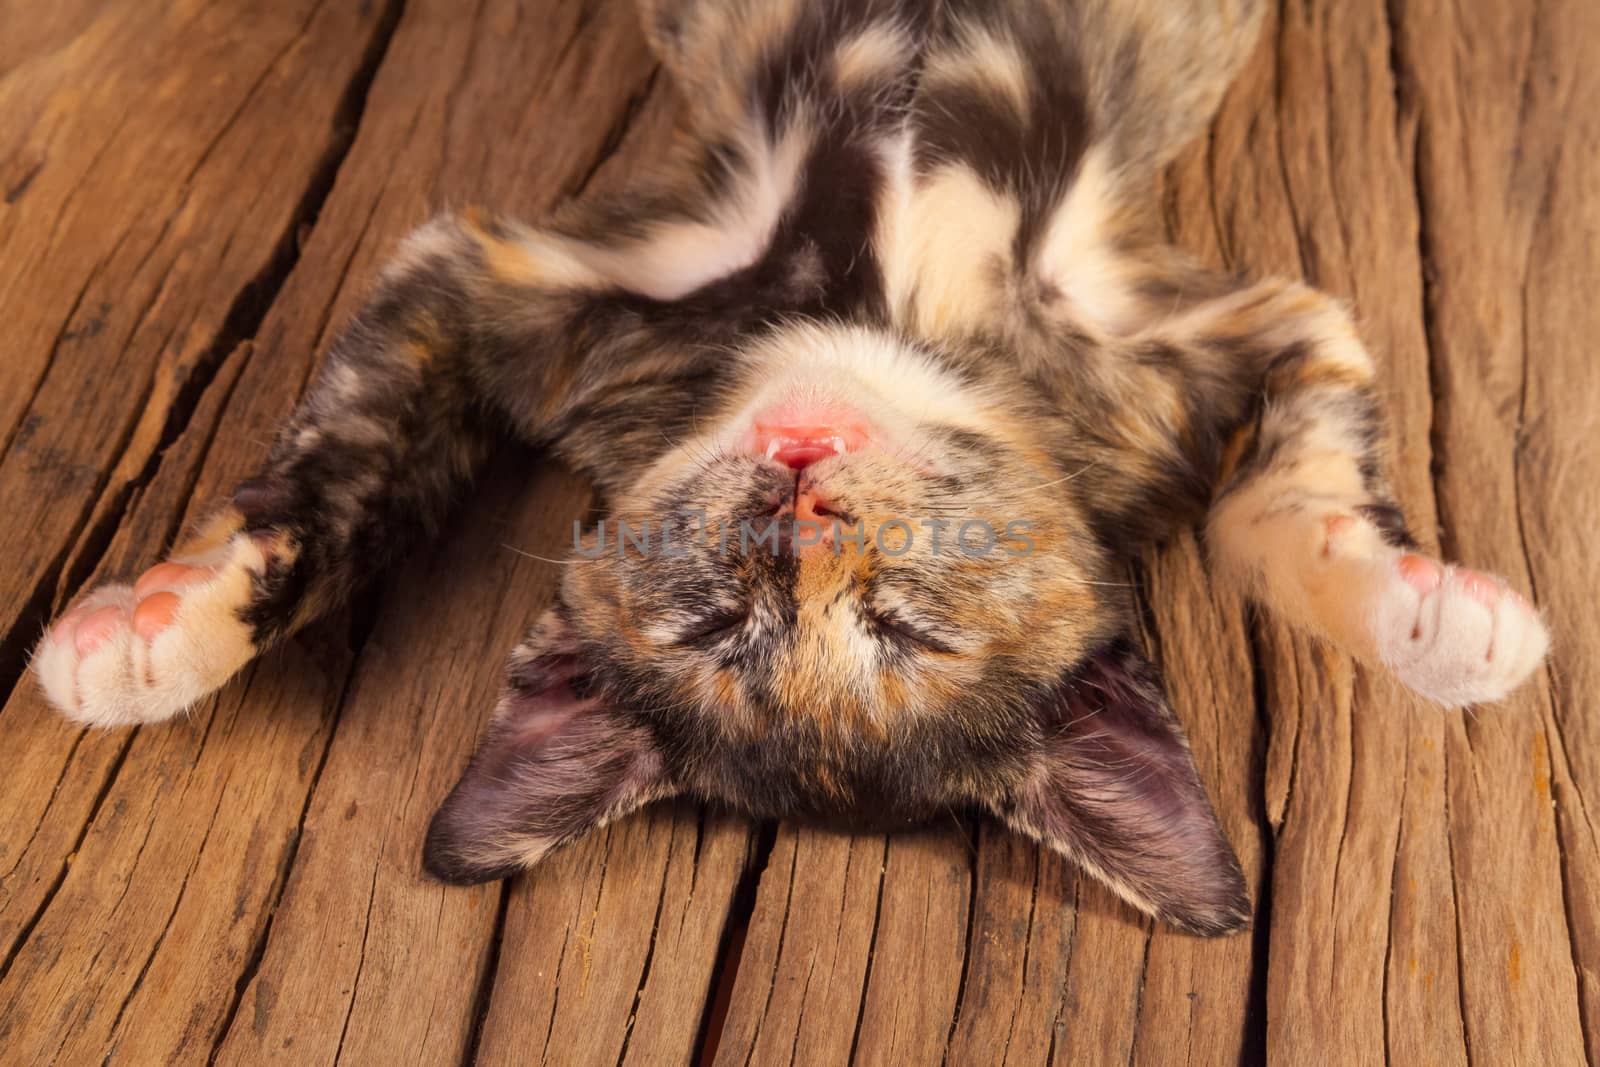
[425,610,678,886]
[500,651,599,751]
[507,685,600,750]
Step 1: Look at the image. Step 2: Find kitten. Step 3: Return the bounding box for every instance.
[31,0,1548,936]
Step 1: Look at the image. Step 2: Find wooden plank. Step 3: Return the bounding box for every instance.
[711,826,886,1066]
[851,831,973,1064]
[703,1,1593,1062]
[943,826,1082,1065]
[1177,3,1455,1062]
[1392,0,1599,1060]
[0,0,684,1063]
[1,1,1597,1062]
[614,810,756,1066]
[0,0,397,683]
[467,60,763,1067]
[205,457,582,1067]
[0,336,355,1063]
[1126,537,1265,1065]
[1502,5,1600,1058]
[0,0,402,1053]
[208,0,696,1062]
[473,805,754,1066]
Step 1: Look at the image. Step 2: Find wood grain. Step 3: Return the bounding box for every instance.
[0,1,1595,1063]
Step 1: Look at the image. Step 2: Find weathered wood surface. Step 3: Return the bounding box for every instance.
[0,1,1595,1063]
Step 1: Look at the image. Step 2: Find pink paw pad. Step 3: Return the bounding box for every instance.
[133,592,182,640]
[1397,554,1443,594]
[32,531,264,729]
[73,607,124,656]
[62,562,216,655]
[1455,568,1501,607]
[130,561,214,641]
[133,561,213,599]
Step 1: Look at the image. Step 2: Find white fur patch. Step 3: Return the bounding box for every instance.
[639,321,989,490]
[736,321,984,433]
[31,535,267,727]
[877,136,1021,336]
[833,21,913,88]
[1361,557,1549,707]
[573,118,811,301]
[922,21,1033,118]
[1034,147,1142,336]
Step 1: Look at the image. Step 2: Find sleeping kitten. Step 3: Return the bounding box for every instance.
[31,0,1548,936]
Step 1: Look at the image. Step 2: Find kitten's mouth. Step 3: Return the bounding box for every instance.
[739,402,872,471]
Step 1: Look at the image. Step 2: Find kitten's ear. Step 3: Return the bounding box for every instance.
[423,614,675,884]
[986,639,1251,936]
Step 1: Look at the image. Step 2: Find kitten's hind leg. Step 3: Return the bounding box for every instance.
[1183,281,1549,706]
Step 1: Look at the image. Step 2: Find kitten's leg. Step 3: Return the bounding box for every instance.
[32,203,714,727]
[1182,282,1548,706]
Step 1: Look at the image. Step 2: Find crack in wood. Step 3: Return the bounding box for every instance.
[331,862,385,1065]
[0,725,86,880]
[0,730,136,986]
[2,160,43,205]
[460,883,510,1067]
[205,651,371,1064]
[1441,741,1475,1067]
[1123,927,1155,1067]
[0,239,109,464]
[1041,877,1083,1064]
[1242,607,1275,1066]
[570,65,664,201]
[100,773,234,1061]
[1381,707,1414,1067]
[689,820,776,1064]
[1326,691,1359,997]
[538,924,575,1065]
[843,836,890,1064]
[741,832,801,1066]
[997,847,1043,1065]
[613,818,687,1066]
[939,817,982,1060]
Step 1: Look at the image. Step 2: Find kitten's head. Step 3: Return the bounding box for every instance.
[426,323,1249,935]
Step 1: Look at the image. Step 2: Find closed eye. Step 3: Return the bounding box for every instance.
[677,608,748,647]
[868,611,955,654]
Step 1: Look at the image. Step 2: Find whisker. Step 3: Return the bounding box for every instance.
[501,543,595,566]
[1018,461,1100,495]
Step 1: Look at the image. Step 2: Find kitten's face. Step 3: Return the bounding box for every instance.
[430,323,1250,932]
[560,323,1122,820]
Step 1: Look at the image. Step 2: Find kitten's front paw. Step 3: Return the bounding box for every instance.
[31,537,269,728]
[1363,552,1549,707]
